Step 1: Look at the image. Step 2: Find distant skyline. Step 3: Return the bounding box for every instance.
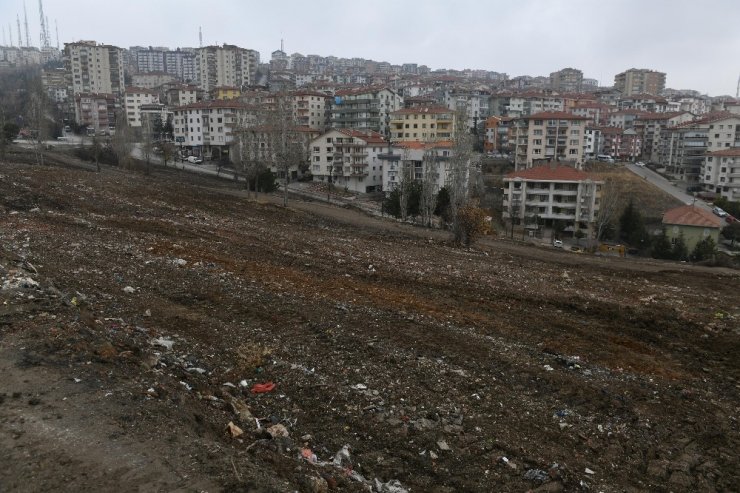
[1,0,739,96]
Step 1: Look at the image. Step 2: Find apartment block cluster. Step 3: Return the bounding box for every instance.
[33,36,740,205]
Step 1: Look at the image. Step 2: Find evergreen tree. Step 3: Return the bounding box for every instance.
[671,233,688,261]
[619,199,649,248]
[651,230,673,259]
[691,236,716,262]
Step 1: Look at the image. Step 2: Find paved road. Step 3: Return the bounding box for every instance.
[625,163,710,211]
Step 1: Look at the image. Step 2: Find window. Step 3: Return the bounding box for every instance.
[313,146,320,152]
[326,147,332,152]
[533,149,541,154]
[314,156,320,161]
[326,138,332,143]
[534,129,543,135]
[533,139,542,145]
[569,149,578,154]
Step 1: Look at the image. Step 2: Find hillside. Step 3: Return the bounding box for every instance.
[1,157,738,492]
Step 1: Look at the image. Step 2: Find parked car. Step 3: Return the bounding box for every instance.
[187,156,203,164]
[553,240,564,248]
[712,206,728,217]
[635,161,645,167]
[726,215,737,223]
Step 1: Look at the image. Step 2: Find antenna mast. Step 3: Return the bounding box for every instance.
[16,15,22,47]
[8,23,12,47]
[38,0,50,48]
[199,26,202,48]
[55,19,59,49]
[23,2,30,46]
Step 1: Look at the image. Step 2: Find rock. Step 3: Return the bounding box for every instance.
[266,424,289,439]
[225,421,243,438]
[646,460,668,479]
[304,476,328,493]
[373,478,409,493]
[437,440,451,451]
[668,471,693,489]
[584,467,595,475]
[524,469,549,482]
[122,286,135,294]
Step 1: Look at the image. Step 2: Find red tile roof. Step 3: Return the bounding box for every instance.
[336,128,387,144]
[506,165,594,181]
[636,111,689,121]
[394,140,453,150]
[523,111,589,121]
[125,86,158,94]
[662,205,724,228]
[706,147,740,157]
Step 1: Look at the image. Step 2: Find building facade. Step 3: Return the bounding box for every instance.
[64,41,125,97]
[389,106,456,142]
[309,128,388,193]
[331,87,402,136]
[195,44,260,93]
[511,112,589,169]
[74,93,117,133]
[703,147,740,200]
[550,68,583,93]
[124,87,160,127]
[614,69,666,96]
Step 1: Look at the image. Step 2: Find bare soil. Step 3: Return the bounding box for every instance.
[1,156,738,492]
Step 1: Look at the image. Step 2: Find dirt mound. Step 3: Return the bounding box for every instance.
[1,160,738,492]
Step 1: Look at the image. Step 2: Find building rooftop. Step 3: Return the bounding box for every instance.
[391,106,452,116]
[662,205,724,228]
[706,147,740,157]
[506,165,594,181]
[523,111,589,121]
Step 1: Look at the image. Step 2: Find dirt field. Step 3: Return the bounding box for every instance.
[1,157,738,492]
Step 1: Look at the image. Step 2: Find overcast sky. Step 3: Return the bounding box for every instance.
[2,0,738,96]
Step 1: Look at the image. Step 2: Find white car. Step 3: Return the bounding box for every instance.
[186,156,203,164]
[635,161,645,167]
[553,240,564,248]
[712,206,728,217]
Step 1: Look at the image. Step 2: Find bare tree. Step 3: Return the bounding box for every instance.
[592,178,619,245]
[26,84,47,166]
[448,109,474,243]
[161,141,174,168]
[111,111,134,169]
[420,148,439,227]
[263,93,305,207]
[91,133,102,172]
[398,148,412,222]
[142,117,153,175]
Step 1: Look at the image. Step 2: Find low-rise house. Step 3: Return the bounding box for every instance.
[662,205,724,251]
[503,164,603,236]
[309,128,388,193]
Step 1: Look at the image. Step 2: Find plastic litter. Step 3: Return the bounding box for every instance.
[122,286,135,294]
[251,382,276,393]
[226,421,243,438]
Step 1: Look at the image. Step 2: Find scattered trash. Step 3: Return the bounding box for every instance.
[122,286,135,294]
[352,383,368,390]
[151,337,174,350]
[266,423,290,438]
[225,421,243,438]
[437,440,451,451]
[373,478,409,493]
[73,378,81,383]
[301,447,318,463]
[554,409,570,418]
[251,382,276,393]
[524,469,549,482]
[187,367,206,374]
[143,309,151,317]
[333,445,352,468]
[239,379,249,388]
[544,364,554,371]
[172,258,187,267]
[585,467,595,475]
[179,381,192,391]
[429,451,438,460]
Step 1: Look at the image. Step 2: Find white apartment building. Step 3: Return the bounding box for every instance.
[660,112,740,183]
[195,44,259,92]
[172,100,257,160]
[309,128,387,193]
[511,112,589,169]
[291,91,331,131]
[124,87,160,127]
[505,93,564,117]
[503,165,603,233]
[378,141,464,194]
[64,41,125,97]
[703,148,740,201]
[331,86,403,136]
[444,89,490,129]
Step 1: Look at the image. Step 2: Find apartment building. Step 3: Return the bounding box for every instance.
[499,92,565,117]
[592,126,642,160]
[131,72,176,89]
[389,106,456,142]
[233,125,319,181]
[73,93,117,133]
[659,112,740,183]
[330,86,402,136]
[614,69,666,96]
[549,68,583,93]
[570,103,610,126]
[511,111,589,169]
[617,94,668,113]
[633,111,693,162]
[210,86,242,100]
[309,128,387,193]
[291,91,331,131]
[42,67,69,103]
[172,100,258,160]
[129,46,197,82]
[195,44,260,93]
[163,84,198,107]
[584,128,603,158]
[64,41,125,97]
[703,148,740,200]
[503,165,603,234]
[379,141,459,193]
[444,89,489,129]
[124,87,160,127]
